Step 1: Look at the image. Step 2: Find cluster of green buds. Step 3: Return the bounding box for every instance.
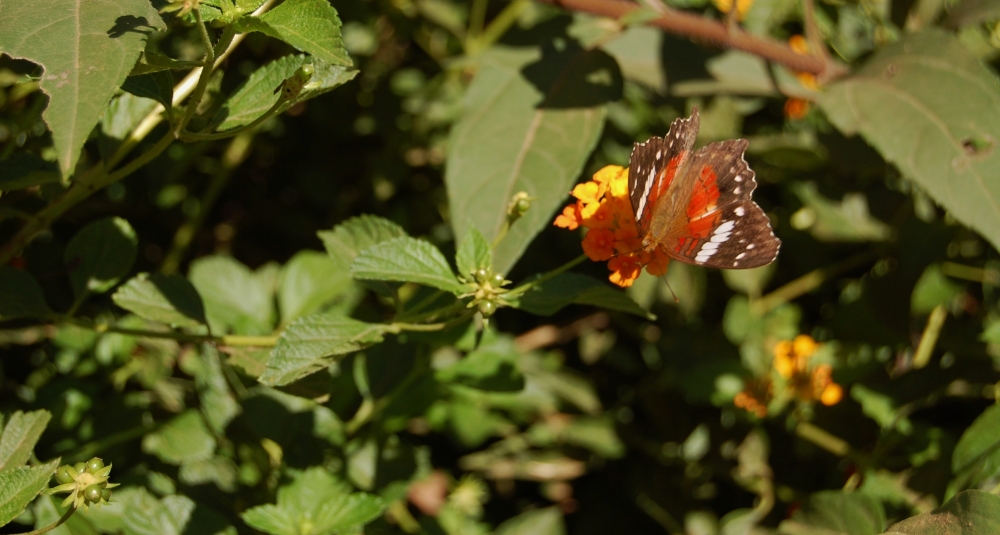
[506,192,533,224]
[47,457,118,511]
[459,267,511,318]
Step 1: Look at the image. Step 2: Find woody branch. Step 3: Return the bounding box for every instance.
[536,0,848,80]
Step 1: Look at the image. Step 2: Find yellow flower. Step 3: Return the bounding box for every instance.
[714,0,755,20]
[554,165,671,288]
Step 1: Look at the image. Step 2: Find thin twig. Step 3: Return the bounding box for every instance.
[537,0,847,78]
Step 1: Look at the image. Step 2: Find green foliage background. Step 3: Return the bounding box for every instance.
[2,0,1000,533]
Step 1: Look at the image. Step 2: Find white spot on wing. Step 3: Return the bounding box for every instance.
[736,252,746,260]
[634,166,657,221]
[747,244,755,249]
[735,175,743,182]
[734,206,745,217]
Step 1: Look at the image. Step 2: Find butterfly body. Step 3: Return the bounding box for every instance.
[628,108,780,269]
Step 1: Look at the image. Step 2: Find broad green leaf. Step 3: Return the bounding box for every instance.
[64,217,138,300]
[509,273,651,318]
[777,491,885,535]
[213,55,357,131]
[911,265,964,315]
[318,214,408,272]
[260,314,389,386]
[0,152,60,191]
[819,29,1000,253]
[188,256,276,335]
[885,490,1000,534]
[446,45,620,275]
[0,267,52,322]
[602,26,666,93]
[241,467,384,535]
[120,488,190,535]
[790,183,893,242]
[233,0,352,67]
[141,410,215,465]
[112,273,207,328]
[278,250,352,324]
[951,404,1000,492]
[121,71,174,109]
[436,337,524,392]
[455,227,492,279]
[351,237,464,293]
[0,460,59,528]
[178,456,238,492]
[0,0,165,176]
[494,507,565,535]
[194,346,240,434]
[0,410,51,471]
[100,92,159,155]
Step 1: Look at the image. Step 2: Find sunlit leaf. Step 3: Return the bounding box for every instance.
[260,314,389,386]
[351,237,464,293]
[0,0,164,176]
[820,29,1000,253]
[0,460,59,528]
[0,410,51,472]
[233,0,352,67]
[446,45,620,274]
[112,273,207,328]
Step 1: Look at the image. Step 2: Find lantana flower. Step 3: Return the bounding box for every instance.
[734,335,844,417]
[554,165,671,287]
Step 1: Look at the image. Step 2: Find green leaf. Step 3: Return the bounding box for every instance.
[944,0,1000,28]
[0,0,165,176]
[178,456,238,492]
[436,337,524,392]
[494,507,565,535]
[318,215,408,272]
[34,495,101,535]
[119,488,194,535]
[129,52,203,76]
[446,45,620,275]
[819,29,1000,254]
[351,237,464,293]
[790,182,893,242]
[112,273,207,328]
[241,467,384,535]
[456,227,492,279]
[213,55,357,132]
[99,93,159,155]
[911,264,964,315]
[141,410,215,465]
[260,314,389,386]
[194,346,240,434]
[0,410,51,472]
[64,217,138,300]
[509,273,651,318]
[233,0,352,67]
[188,256,276,335]
[0,267,52,322]
[0,152,60,191]
[778,490,885,535]
[0,460,59,528]
[278,251,352,324]
[951,404,1000,492]
[885,490,1000,534]
[121,71,174,109]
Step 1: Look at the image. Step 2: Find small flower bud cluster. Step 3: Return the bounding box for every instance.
[47,457,119,511]
[459,267,510,318]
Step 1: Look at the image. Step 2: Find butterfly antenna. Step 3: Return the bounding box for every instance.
[661,274,680,304]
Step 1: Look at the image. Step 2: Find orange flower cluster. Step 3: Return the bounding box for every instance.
[554,165,671,288]
[734,335,844,417]
[784,36,821,120]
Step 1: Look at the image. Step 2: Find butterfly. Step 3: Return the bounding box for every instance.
[627,107,780,269]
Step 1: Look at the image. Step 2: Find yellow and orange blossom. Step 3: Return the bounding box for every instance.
[734,334,843,417]
[554,166,671,287]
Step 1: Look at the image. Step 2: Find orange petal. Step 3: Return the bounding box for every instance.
[582,200,616,230]
[582,228,616,261]
[554,203,583,230]
[820,383,843,406]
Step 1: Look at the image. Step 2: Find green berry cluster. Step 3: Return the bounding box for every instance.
[460,267,511,318]
[48,457,118,511]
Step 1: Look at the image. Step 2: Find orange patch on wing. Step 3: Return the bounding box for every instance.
[641,153,685,228]
[686,165,720,220]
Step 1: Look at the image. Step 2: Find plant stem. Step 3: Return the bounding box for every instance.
[536,0,847,78]
[795,421,851,457]
[11,506,75,535]
[468,0,530,54]
[64,317,278,347]
[505,254,588,298]
[178,98,285,141]
[913,304,947,369]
